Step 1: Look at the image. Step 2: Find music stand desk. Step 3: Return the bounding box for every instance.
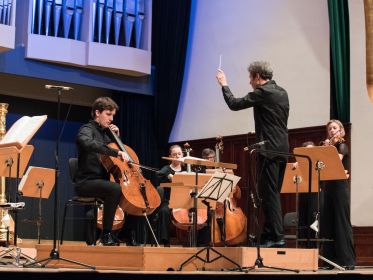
[281,163,317,193]
[18,167,55,199]
[162,157,237,170]
[160,183,216,210]
[0,145,33,178]
[293,146,347,182]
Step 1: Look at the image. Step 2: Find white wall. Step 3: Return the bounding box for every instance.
[349,0,373,226]
[170,0,372,226]
[170,0,330,142]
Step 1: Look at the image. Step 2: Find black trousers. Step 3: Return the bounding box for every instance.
[152,186,172,243]
[320,180,356,266]
[257,156,286,243]
[75,179,122,232]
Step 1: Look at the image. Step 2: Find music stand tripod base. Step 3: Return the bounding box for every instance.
[177,246,242,272]
[178,171,242,271]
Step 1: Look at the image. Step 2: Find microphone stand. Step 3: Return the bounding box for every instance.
[244,148,312,273]
[24,87,95,269]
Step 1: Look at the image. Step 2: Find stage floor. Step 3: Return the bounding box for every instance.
[0,240,371,280]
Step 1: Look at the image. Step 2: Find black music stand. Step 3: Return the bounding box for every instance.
[23,86,95,270]
[18,166,55,244]
[245,148,306,273]
[177,172,242,271]
[294,146,347,271]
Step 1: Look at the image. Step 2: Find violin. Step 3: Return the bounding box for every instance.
[212,136,247,246]
[320,130,343,146]
[100,127,161,216]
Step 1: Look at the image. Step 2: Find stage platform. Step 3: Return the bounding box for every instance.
[0,241,371,280]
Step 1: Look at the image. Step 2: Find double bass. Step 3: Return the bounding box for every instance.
[212,136,247,246]
[100,127,161,217]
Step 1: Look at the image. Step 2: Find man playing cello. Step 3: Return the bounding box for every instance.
[75,97,128,246]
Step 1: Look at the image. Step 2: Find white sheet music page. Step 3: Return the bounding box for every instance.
[0,115,47,148]
[197,172,241,203]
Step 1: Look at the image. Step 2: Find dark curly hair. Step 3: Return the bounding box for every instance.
[91,97,119,119]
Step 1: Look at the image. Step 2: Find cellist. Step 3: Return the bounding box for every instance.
[75,97,128,246]
[153,145,186,246]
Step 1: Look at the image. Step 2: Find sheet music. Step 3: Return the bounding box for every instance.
[0,115,47,147]
[197,172,240,203]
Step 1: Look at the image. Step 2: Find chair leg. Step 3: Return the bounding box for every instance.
[93,204,98,246]
[60,202,69,245]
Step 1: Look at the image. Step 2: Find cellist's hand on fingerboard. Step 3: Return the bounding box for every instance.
[109,124,120,136]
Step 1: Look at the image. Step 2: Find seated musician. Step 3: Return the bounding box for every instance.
[75,97,128,246]
[196,148,217,245]
[153,145,186,246]
[201,148,216,161]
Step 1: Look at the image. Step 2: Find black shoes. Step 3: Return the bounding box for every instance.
[321,264,355,270]
[260,239,285,248]
[100,232,120,246]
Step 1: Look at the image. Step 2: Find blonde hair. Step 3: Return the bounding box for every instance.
[169,145,182,156]
[326,119,345,139]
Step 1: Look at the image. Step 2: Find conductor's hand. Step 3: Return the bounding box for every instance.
[109,124,120,136]
[216,69,228,87]
[117,151,129,162]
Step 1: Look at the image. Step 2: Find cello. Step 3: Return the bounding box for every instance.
[172,142,208,231]
[100,127,161,216]
[212,136,247,246]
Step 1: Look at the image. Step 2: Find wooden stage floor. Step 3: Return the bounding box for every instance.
[0,240,372,280]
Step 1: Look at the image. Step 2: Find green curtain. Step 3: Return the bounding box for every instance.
[328,0,350,122]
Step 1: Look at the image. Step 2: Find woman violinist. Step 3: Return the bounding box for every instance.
[153,145,186,246]
[75,97,128,246]
[320,119,355,270]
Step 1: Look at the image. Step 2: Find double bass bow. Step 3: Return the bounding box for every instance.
[100,127,161,216]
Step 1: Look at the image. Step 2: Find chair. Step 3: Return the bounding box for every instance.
[60,158,102,245]
[283,212,298,246]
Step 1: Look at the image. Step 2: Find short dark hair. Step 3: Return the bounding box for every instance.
[247,61,273,80]
[301,141,315,147]
[201,148,215,159]
[91,97,119,118]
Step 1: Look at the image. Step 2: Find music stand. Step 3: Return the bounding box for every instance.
[0,145,35,266]
[245,148,306,273]
[177,171,242,271]
[294,146,347,271]
[171,172,212,246]
[161,179,212,245]
[23,86,95,270]
[18,167,55,244]
[281,163,316,247]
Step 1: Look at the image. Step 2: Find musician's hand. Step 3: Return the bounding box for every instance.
[167,174,174,180]
[118,151,129,162]
[216,69,228,87]
[292,162,299,169]
[345,169,350,179]
[323,139,331,146]
[109,124,120,136]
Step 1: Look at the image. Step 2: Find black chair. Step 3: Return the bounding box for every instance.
[60,158,102,245]
[283,212,298,246]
